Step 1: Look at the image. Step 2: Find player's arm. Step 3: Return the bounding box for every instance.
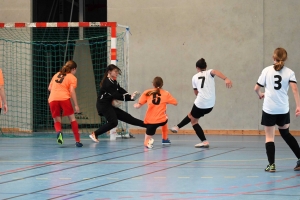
[211,69,232,88]
[69,86,80,113]
[290,82,300,116]
[0,85,7,113]
[193,88,198,96]
[254,83,264,99]
[134,91,147,109]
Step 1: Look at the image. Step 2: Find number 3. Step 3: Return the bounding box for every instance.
[274,75,282,90]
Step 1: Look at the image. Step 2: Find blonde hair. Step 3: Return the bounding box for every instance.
[146,76,163,96]
[60,60,77,75]
[273,48,287,71]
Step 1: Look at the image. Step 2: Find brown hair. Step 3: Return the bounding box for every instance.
[196,58,207,69]
[100,64,122,87]
[273,48,287,71]
[59,60,77,75]
[146,76,163,96]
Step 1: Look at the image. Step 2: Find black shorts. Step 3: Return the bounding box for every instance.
[190,104,213,119]
[261,111,290,126]
[146,120,168,136]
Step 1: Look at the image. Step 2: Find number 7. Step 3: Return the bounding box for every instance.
[198,77,205,88]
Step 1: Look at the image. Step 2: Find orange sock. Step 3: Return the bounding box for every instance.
[161,124,168,140]
[71,121,80,142]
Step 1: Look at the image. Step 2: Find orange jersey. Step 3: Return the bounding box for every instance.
[48,72,77,103]
[139,88,177,124]
[0,69,4,108]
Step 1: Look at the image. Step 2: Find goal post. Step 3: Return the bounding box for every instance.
[0,22,130,136]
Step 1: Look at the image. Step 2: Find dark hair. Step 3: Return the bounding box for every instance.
[196,58,207,69]
[146,76,163,96]
[273,48,287,71]
[100,64,122,87]
[59,60,77,75]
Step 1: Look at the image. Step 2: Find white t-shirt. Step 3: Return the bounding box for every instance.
[192,69,215,108]
[257,65,297,114]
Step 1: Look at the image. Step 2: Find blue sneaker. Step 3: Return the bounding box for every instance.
[75,142,83,147]
[162,138,171,145]
[56,132,63,144]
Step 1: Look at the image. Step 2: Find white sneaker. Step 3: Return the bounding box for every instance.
[110,128,117,141]
[89,132,99,143]
[195,141,209,148]
[170,126,179,133]
[145,138,154,149]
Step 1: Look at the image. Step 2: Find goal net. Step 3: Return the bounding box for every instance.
[0,22,130,137]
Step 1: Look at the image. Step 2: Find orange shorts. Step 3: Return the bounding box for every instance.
[49,99,74,118]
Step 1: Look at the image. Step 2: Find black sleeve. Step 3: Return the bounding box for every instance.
[102,78,133,101]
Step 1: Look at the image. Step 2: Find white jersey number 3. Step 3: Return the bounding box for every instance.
[274,75,282,90]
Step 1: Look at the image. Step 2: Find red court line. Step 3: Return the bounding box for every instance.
[0,162,53,174]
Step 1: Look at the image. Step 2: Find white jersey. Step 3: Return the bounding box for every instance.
[192,69,215,108]
[257,65,297,114]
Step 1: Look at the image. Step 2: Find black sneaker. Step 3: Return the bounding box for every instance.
[265,163,276,172]
[75,142,83,147]
[294,159,300,171]
[56,132,63,144]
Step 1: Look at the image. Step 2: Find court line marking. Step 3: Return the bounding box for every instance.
[4,147,219,199]
[47,148,243,200]
[0,145,162,185]
[0,145,144,176]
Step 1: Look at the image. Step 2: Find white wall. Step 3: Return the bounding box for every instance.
[108,0,300,131]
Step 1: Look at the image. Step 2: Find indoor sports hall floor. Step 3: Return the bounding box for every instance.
[0,134,299,200]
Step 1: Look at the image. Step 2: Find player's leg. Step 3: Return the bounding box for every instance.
[264,126,276,172]
[278,118,300,171]
[62,99,82,147]
[161,123,171,144]
[115,107,146,127]
[49,101,64,145]
[91,106,118,142]
[170,115,191,133]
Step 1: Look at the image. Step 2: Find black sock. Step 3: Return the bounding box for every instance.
[177,116,191,129]
[265,142,275,165]
[279,128,300,159]
[192,124,206,141]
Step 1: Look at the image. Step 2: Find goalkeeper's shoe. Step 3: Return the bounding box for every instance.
[57,132,63,145]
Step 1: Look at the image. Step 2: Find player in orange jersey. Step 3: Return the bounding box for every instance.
[0,68,8,114]
[48,60,82,147]
[134,77,177,149]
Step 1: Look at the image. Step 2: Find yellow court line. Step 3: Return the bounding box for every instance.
[59,178,71,180]
[247,176,259,178]
[36,178,48,180]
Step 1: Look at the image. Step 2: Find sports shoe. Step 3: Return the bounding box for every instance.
[170,126,179,133]
[145,138,154,149]
[129,133,135,138]
[265,163,276,172]
[294,159,300,171]
[75,142,83,147]
[57,132,63,144]
[162,138,171,144]
[89,132,99,143]
[195,140,209,148]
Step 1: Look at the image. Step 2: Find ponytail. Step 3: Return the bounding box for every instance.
[274,61,284,71]
[273,48,287,71]
[60,60,77,75]
[146,76,163,96]
[146,87,160,96]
